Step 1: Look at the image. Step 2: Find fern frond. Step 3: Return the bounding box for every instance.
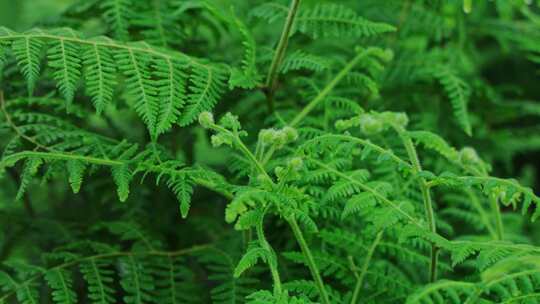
[199,249,257,303]
[0,27,229,138]
[296,4,396,39]
[164,171,194,218]
[11,31,45,95]
[16,157,43,201]
[324,169,371,202]
[153,57,187,135]
[0,262,43,304]
[153,256,200,304]
[227,10,260,90]
[473,256,540,303]
[100,0,133,41]
[47,29,82,108]
[293,210,319,233]
[249,3,288,24]
[119,256,155,304]
[111,164,132,202]
[234,245,269,278]
[45,269,77,304]
[66,159,86,194]
[283,280,319,299]
[406,280,475,304]
[132,0,179,47]
[79,258,116,304]
[83,41,117,114]
[430,65,472,136]
[115,47,159,137]
[283,250,349,280]
[429,173,540,221]
[409,131,460,163]
[341,192,377,220]
[281,50,331,73]
[179,65,226,126]
[0,39,7,76]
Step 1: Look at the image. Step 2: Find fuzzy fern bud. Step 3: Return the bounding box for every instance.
[335,117,360,131]
[288,157,304,171]
[219,113,242,131]
[282,126,299,142]
[211,135,224,147]
[274,166,285,177]
[359,114,384,135]
[459,147,480,164]
[211,134,233,147]
[259,129,278,146]
[259,127,297,148]
[198,111,214,129]
[376,49,394,63]
[274,130,289,147]
[391,112,409,128]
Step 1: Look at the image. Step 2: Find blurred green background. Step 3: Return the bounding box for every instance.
[0,0,74,30]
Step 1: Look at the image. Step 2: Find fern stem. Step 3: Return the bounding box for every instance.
[256,217,283,295]
[489,194,504,240]
[0,151,236,200]
[301,134,412,169]
[306,156,422,227]
[0,33,209,69]
[466,189,497,239]
[289,48,374,127]
[350,230,383,304]
[211,124,273,182]
[0,91,51,152]
[287,217,330,304]
[396,128,438,282]
[264,0,302,112]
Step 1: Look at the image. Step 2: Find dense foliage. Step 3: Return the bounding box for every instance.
[0,0,540,303]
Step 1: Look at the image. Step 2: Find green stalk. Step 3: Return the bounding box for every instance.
[211,124,273,182]
[256,218,282,295]
[489,194,504,240]
[264,0,302,112]
[350,231,383,304]
[289,49,375,127]
[208,120,331,299]
[466,189,497,239]
[288,217,330,304]
[396,128,438,282]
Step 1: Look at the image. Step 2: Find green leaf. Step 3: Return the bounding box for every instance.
[66,160,86,194]
[47,31,82,107]
[83,42,117,114]
[111,164,132,202]
[11,33,45,95]
[45,269,77,304]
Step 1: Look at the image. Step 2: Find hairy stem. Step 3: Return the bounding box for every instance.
[264,0,302,112]
[287,217,330,304]
[396,128,438,282]
[289,49,375,127]
[350,231,383,304]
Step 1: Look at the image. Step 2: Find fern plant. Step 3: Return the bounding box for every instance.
[0,0,540,303]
